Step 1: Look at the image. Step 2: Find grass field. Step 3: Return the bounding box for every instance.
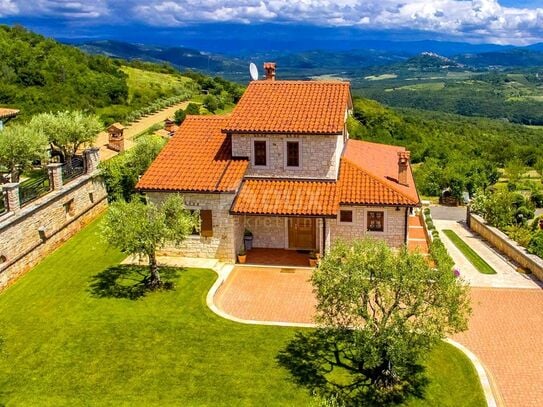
[0,217,485,406]
[442,229,497,275]
[121,66,196,104]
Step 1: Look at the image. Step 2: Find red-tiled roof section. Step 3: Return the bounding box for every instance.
[0,108,19,119]
[223,81,351,134]
[340,140,420,206]
[136,116,248,192]
[231,179,338,216]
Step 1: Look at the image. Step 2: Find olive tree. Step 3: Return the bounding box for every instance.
[278,239,470,405]
[30,111,102,168]
[0,124,48,182]
[102,195,198,289]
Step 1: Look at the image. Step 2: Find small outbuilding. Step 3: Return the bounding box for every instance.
[107,122,126,152]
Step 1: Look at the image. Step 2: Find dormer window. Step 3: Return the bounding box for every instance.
[253,140,267,167]
[286,141,300,168]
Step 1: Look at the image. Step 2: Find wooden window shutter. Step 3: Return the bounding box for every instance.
[200,210,213,237]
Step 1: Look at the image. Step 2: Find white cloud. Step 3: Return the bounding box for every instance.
[2,0,543,45]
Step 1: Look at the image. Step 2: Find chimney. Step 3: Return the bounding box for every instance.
[264,62,276,80]
[398,151,410,186]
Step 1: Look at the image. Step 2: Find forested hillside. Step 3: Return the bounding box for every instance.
[0,25,244,125]
[348,98,543,197]
[0,25,128,119]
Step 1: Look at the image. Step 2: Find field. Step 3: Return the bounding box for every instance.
[121,66,196,104]
[0,217,485,406]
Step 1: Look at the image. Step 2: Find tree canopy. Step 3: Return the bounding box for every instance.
[102,195,198,289]
[30,111,102,164]
[0,124,48,182]
[278,239,470,404]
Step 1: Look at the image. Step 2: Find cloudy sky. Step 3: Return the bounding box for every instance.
[1,0,543,45]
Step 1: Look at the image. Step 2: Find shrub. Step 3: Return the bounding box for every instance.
[174,108,186,125]
[185,103,200,115]
[531,191,543,208]
[531,215,543,232]
[514,206,534,225]
[423,208,430,215]
[505,225,533,247]
[511,192,526,208]
[425,218,435,230]
[429,238,454,271]
[528,231,543,258]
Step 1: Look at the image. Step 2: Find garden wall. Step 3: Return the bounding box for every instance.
[468,213,543,281]
[0,150,108,290]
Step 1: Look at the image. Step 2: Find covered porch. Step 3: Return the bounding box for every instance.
[244,247,314,268]
[237,215,327,265]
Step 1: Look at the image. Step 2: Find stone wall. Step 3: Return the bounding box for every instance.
[328,206,407,248]
[148,192,238,262]
[468,213,543,281]
[244,216,287,249]
[231,133,344,179]
[0,174,107,289]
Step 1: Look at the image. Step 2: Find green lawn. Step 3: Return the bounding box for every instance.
[442,229,497,275]
[0,217,485,406]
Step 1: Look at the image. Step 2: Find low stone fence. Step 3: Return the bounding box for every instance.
[0,148,108,289]
[468,212,543,281]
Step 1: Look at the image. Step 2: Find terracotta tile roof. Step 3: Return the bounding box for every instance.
[231,179,338,217]
[136,116,248,193]
[223,81,351,134]
[339,140,420,206]
[0,108,19,119]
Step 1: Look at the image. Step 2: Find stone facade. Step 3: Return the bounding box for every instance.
[0,174,107,289]
[231,133,344,179]
[328,206,407,248]
[244,216,288,248]
[148,192,238,261]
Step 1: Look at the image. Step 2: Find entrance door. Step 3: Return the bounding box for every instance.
[288,218,316,250]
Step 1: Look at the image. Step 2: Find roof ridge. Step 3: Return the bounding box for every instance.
[342,158,419,205]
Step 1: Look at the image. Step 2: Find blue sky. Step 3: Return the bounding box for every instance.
[1,1,542,46]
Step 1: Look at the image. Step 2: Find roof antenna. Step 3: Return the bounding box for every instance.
[249,62,259,81]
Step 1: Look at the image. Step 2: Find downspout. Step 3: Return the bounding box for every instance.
[322,217,326,254]
[404,207,409,244]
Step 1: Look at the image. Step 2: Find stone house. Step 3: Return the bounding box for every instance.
[136,64,420,263]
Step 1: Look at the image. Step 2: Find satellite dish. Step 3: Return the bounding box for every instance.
[249,62,259,81]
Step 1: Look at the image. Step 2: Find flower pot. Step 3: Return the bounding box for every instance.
[238,254,247,264]
[309,258,318,267]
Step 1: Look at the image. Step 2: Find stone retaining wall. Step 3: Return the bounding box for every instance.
[0,173,107,289]
[468,212,543,281]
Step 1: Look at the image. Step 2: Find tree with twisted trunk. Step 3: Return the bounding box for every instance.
[102,195,198,289]
[30,111,102,169]
[277,239,470,405]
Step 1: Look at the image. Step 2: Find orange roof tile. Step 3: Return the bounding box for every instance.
[136,116,248,193]
[223,81,352,134]
[339,140,420,206]
[0,108,19,119]
[231,179,338,217]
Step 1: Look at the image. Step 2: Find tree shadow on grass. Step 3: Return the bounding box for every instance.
[276,330,428,406]
[88,265,184,300]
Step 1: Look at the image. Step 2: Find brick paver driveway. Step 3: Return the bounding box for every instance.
[215,267,543,406]
[454,287,543,407]
[215,266,316,324]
